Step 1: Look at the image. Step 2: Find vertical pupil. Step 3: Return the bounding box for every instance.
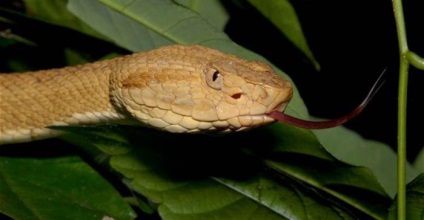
[212,71,220,81]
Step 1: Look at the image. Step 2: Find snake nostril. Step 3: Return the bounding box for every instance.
[231,93,242,99]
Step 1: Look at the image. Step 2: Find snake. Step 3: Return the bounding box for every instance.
[0,45,381,145]
[0,45,293,144]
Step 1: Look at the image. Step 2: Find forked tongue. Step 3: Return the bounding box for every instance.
[268,71,385,129]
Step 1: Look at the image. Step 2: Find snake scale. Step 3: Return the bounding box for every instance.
[0,45,293,144]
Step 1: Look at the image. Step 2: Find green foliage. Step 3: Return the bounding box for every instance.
[0,0,422,219]
[58,124,390,219]
[313,127,418,196]
[414,148,424,173]
[174,0,229,30]
[389,173,424,220]
[68,0,230,53]
[23,0,107,41]
[0,156,136,220]
[247,0,320,70]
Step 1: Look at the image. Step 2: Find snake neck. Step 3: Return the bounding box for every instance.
[0,60,125,144]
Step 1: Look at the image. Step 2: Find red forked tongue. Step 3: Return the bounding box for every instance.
[268,71,385,129]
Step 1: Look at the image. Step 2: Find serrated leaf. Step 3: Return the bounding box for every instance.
[0,156,136,220]
[247,0,320,70]
[388,173,424,220]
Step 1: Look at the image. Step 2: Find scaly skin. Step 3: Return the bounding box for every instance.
[0,45,292,144]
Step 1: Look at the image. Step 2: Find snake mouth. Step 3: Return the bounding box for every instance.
[225,114,275,132]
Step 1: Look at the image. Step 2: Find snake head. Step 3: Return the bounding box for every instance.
[110,45,292,133]
[199,59,293,132]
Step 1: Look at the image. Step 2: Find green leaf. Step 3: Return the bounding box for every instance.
[174,0,229,30]
[247,0,320,70]
[55,124,391,219]
[0,156,136,220]
[388,173,424,220]
[113,133,355,219]
[261,124,391,218]
[23,0,107,41]
[67,0,229,53]
[115,154,357,220]
[313,126,419,197]
[53,125,132,156]
[0,6,124,72]
[413,147,424,173]
[64,48,91,65]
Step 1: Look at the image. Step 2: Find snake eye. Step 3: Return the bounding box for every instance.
[205,68,223,90]
[212,71,220,81]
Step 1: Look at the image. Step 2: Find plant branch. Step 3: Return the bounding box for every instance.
[392,0,408,219]
[406,51,424,70]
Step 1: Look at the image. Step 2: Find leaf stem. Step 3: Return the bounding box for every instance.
[406,51,424,70]
[392,0,408,219]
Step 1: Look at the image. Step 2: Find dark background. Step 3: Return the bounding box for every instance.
[224,0,423,162]
[1,0,423,162]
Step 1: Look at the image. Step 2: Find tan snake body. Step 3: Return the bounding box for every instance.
[0,45,293,144]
